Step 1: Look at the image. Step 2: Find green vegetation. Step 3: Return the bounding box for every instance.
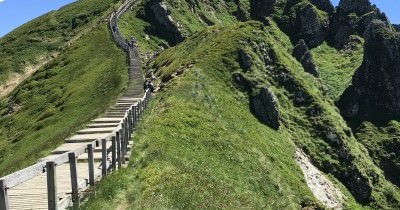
[0,0,120,84]
[356,121,400,188]
[311,39,364,100]
[83,22,322,209]
[0,24,128,175]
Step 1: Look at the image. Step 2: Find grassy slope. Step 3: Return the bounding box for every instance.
[0,0,119,84]
[0,24,128,175]
[311,40,364,100]
[81,1,400,208]
[82,22,321,210]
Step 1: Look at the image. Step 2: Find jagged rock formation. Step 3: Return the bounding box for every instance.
[250,0,276,22]
[331,0,390,48]
[394,24,400,32]
[251,87,280,129]
[309,0,334,14]
[338,20,400,124]
[293,39,319,77]
[144,0,184,45]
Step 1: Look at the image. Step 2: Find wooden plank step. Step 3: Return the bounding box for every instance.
[86,123,119,128]
[91,118,121,123]
[77,127,115,135]
[52,143,89,154]
[65,133,109,143]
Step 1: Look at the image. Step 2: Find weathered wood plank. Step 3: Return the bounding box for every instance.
[68,153,79,208]
[46,162,58,210]
[101,139,107,176]
[116,131,122,169]
[1,162,46,188]
[111,136,116,171]
[0,180,9,210]
[87,144,95,187]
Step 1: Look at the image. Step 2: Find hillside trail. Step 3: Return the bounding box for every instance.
[295,148,345,209]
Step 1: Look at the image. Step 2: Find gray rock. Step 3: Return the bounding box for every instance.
[286,2,329,48]
[146,0,183,44]
[293,40,320,77]
[331,0,390,48]
[238,48,253,70]
[310,0,334,14]
[251,87,280,129]
[250,0,276,22]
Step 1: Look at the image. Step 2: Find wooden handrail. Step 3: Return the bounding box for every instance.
[0,0,151,208]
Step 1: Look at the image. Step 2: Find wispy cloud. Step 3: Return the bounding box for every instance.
[0,0,4,3]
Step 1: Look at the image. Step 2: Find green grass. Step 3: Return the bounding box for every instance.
[0,0,120,85]
[82,18,400,208]
[82,22,321,210]
[0,24,128,175]
[311,39,364,100]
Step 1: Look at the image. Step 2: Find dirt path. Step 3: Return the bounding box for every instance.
[295,148,344,209]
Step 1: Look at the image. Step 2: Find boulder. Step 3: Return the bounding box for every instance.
[293,39,320,77]
[251,87,280,129]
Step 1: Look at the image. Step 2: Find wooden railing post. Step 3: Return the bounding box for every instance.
[0,180,9,210]
[111,136,116,171]
[68,152,79,207]
[101,139,107,176]
[46,161,58,210]
[87,144,95,186]
[138,101,142,119]
[116,131,122,169]
[133,105,137,129]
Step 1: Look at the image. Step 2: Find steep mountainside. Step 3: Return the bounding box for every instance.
[2,0,400,209]
[81,0,400,209]
[0,0,128,175]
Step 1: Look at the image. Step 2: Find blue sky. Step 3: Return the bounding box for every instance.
[0,0,76,38]
[0,0,399,38]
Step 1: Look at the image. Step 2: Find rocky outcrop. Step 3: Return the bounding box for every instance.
[145,0,183,45]
[394,24,400,32]
[309,0,334,14]
[250,0,276,22]
[293,39,319,77]
[251,87,280,129]
[338,20,400,124]
[283,2,329,48]
[331,0,389,48]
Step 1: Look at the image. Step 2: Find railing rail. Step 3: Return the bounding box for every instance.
[0,0,151,209]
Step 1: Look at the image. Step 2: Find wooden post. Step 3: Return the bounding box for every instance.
[68,152,79,207]
[111,136,116,171]
[101,139,107,176]
[87,144,95,186]
[46,161,58,210]
[116,131,122,169]
[0,180,9,210]
[138,101,141,119]
[133,105,137,129]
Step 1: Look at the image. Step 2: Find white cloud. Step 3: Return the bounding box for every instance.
[0,0,4,3]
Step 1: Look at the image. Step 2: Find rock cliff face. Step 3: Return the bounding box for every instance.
[331,0,389,48]
[394,24,400,32]
[338,20,400,124]
[144,0,184,45]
